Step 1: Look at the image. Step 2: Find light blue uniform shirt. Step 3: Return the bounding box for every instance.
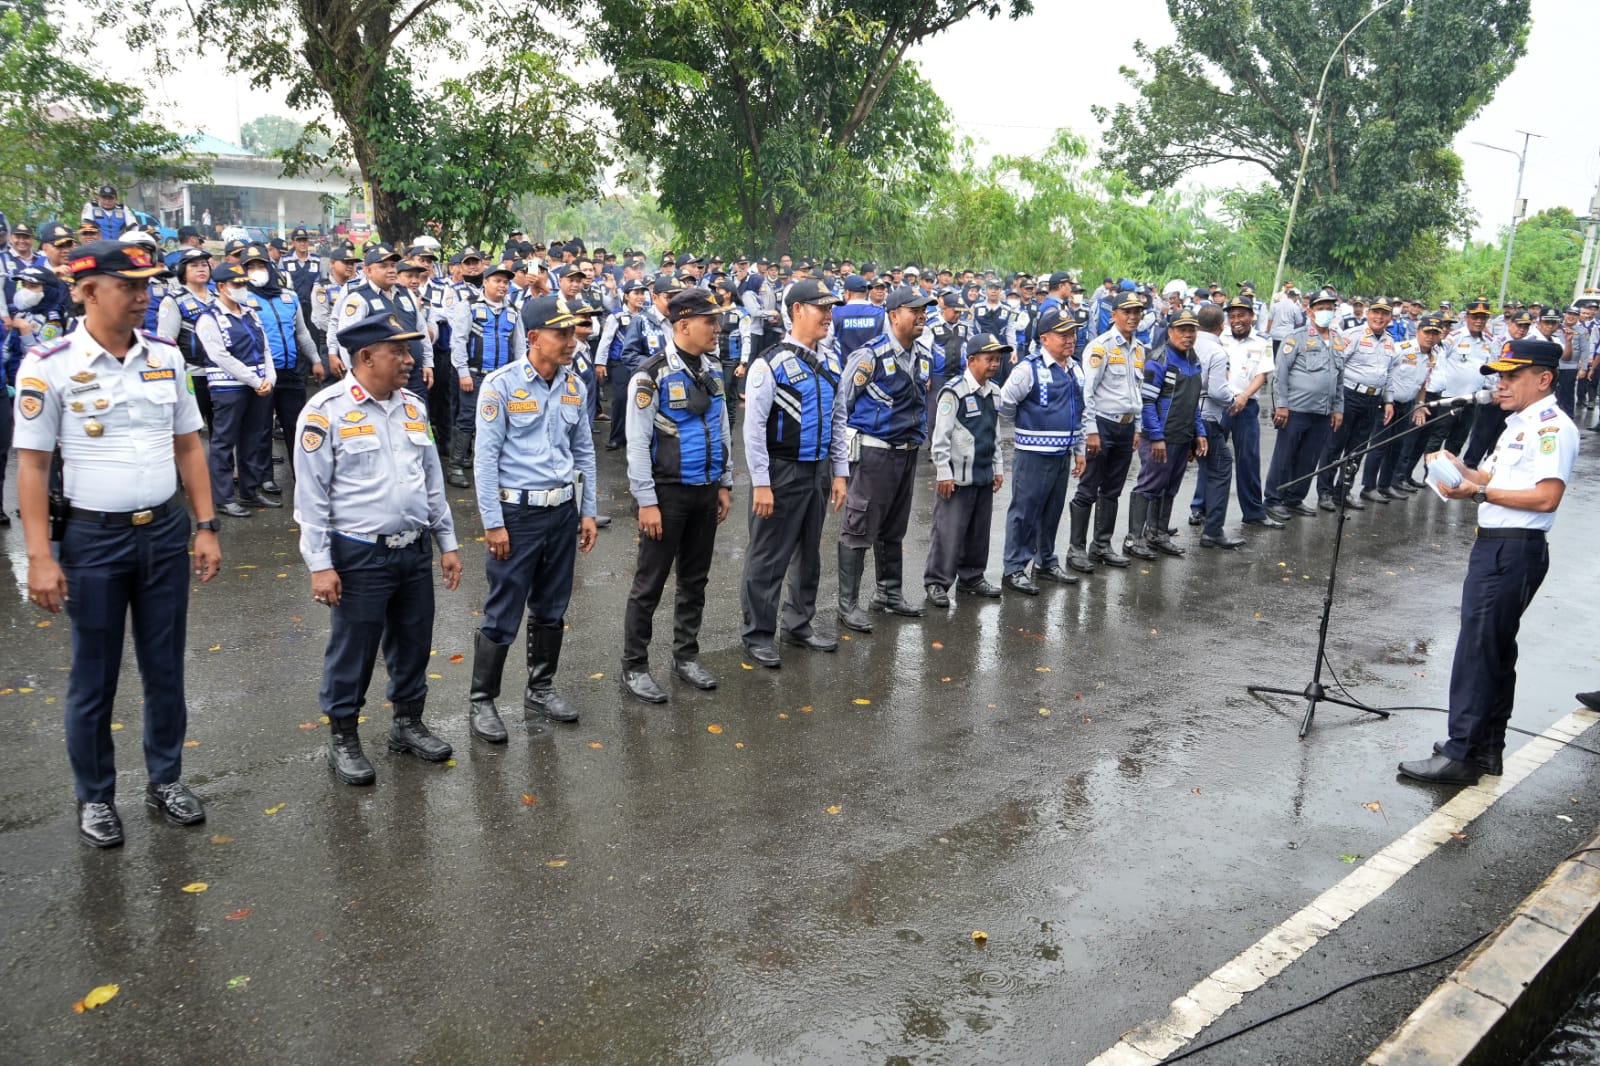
[473,358,598,527]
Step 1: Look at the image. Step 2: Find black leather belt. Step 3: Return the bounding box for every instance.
[68,498,177,527]
[1476,528,1545,541]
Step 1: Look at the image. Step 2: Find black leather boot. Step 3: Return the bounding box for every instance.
[1122,493,1157,560]
[1089,498,1131,567]
[525,621,578,722]
[1066,500,1095,573]
[869,542,925,616]
[389,701,453,762]
[468,629,510,743]
[446,434,471,488]
[836,543,874,632]
[327,716,376,786]
[1149,498,1187,557]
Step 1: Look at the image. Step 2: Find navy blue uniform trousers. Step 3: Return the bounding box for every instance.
[61,505,191,802]
[1071,416,1136,506]
[1003,449,1073,574]
[320,536,434,720]
[1264,411,1333,509]
[480,500,579,646]
[1198,418,1235,537]
[208,386,272,503]
[1191,399,1265,520]
[1317,388,1382,498]
[741,458,828,647]
[1441,535,1549,764]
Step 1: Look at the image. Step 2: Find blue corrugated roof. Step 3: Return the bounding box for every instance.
[187,132,255,157]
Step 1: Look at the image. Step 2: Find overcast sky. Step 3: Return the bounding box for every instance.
[131,0,1590,245]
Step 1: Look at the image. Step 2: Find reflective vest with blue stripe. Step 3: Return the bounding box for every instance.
[205,307,267,390]
[89,205,133,240]
[646,352,727,486]
[761,340,834,463]
[249,290,303,371]
[141,281,166,334]
[1013,353,1084,454]
[172,293,211,366]
[844,334,929,445]
[468,302,518,372]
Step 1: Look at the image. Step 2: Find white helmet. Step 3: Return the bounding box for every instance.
[1162,278,1188,298]
[121,229,159,248]
[411,234,442,252]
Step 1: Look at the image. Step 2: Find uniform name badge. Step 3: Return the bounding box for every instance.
[882,356,896,376]
[667,381,687,402]
[964,395,979,415]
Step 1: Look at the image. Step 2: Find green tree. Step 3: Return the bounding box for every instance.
[1435,209,1585,306]
[1094,0,1530,280]
[589,0,1031,253]
[0,0,202,225]
[240,115,332,157]
[100,0,598,245]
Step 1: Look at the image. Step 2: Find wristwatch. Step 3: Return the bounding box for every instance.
[1471,489,1488,505]
[195,518,222,533]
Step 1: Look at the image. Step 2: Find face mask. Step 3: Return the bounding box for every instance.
[13,288,42,310]
[227,285,251,304]
[247,269,270,286]
[1313,309,1336,329]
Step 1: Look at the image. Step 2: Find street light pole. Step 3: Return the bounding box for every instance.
[1474,131,1541,310]
[1269,0,1399,300]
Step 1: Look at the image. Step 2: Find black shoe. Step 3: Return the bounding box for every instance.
[1398,754,1482,785]
[327,721,376,785]
[744,643,782,668]
[780,630,838,653]
[594,515,612,529]
[957,579,1003,598]
[1290,503,1319,517]
[218,501,253,518]
[1003,571,1039,596]
[1034,564,1077,585]
[604,442,622,451]
[924,584,950,608]
[1343,495,1366,511]
[1066,550,1097,574]
[1400,477,1426,491]
[0,510,10,527]
[1578,691,1600,712]
[446,467,469,488]
[261,480,282,496]
[1188,510,1204,527]
[388,710,453,762]
[1200,533,1247,549]
[1089,546,1131,568]
[1386,483,1414,497]
[673,659,718,690]
[239,493,282,509]
[1265,505,1292,522]
[144,782,206,826]
[869,589,926,616]
[623,669,668,704]
[1317,496,1336,512]
[78,801,124,848]
[1359,488,1388,505]
[1243,516,1286,529]
[1431,742,1503,776]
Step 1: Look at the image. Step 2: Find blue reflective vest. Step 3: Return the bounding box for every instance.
[89,205,134,240]
[171,293,211,366]
[205,307,266,390]
[467,302,519,372]
[645,353,727,486]
[927,321,968,376]
[142,281,165,334]
[832,303,885,356]
[250,290,304,372]
[761,340,835,463]
[844,334,929,445]
[1014,353,1085,453]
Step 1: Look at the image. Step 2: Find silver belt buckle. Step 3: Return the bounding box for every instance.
[385,530,420,549]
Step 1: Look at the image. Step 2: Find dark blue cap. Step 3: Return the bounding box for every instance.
[843,274,869,293]
[337,310,423,351]
[884,286,933,311]
[521,295,586,331]
[965,332,1012,357]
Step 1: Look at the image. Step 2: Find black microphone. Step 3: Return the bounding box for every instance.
[1422,389,1493,410]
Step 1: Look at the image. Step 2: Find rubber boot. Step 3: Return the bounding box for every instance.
[327,715,376,786]
[1066,500,1096,573]
[1150,497,1186,557]
[524,620,578,722]
[836,544,874,633]
[869,542,925,617]
[446,432,471,488]
[467,629,510,743]
[1122,494,1157,561]
[1089,497,1131,567]
[389,701,453,762]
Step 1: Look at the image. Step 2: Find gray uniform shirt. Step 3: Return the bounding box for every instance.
[1082,327,1145,423]
[1272,326,1348,415]
[931,371,1003,485]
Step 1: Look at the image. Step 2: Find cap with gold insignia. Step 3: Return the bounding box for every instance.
[1168,307,1201,328]
[1309,286,1340,307]
[1035,307,1079,335]
[667,288,723,322]
[337,310,423,351]
[651,274,686,295]
[884,286,934,311]
[242,244,271,265]
[40,221,76,248]
[1223,293,1254,313]
[362,243,402,265]
[964,332,1013,358]
[784,277,842,308]
[290,226,310,240]
[1113,290,1145,311]
[68,239,169,280]
[1417,314,1445,333]
[1483,337,1562,374]
[1369,296,1393,312]
[520,295,586,331]
[1510,309,1535,326]
[1464,296,1494,316]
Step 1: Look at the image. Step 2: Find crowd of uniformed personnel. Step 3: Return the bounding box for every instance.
[2,198,1596,843]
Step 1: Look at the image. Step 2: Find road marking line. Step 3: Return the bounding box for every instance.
[1087,708,1600,1066]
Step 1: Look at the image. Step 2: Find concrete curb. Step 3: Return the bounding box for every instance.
[1367,825,1600,1066]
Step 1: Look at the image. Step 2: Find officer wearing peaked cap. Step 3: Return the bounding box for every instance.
[1264,287,1348,521]
[608,274,680,451]
[1067,288,1147,573]
[1318,294,1398,511]
[922,332,1006,607]
[294,311,462,787]
[466,296,598,742]
[923,290,971,439]
[447,259,527,486]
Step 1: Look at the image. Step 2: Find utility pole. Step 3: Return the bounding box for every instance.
[1473,131,1542,309]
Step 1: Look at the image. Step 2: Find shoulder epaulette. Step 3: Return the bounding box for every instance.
[33,338,71,359]
[140,330,177,348]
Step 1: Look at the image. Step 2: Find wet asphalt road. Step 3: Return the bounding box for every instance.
[2,410,1599,1066]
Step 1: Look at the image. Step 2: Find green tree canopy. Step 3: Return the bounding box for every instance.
[240,115,333,157]
[0,0,201,225]
[589,0,1031,253]
[1094,0,1530,280]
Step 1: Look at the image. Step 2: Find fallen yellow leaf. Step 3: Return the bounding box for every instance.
[444,759,457,767]
[930,641,944,649]
[19,687,33,693]
[1035,666,1051,673]
[319,715,331,725]
[852,698,871,706]
[546,859,568,868]
[971,930,988,945]
[448,653,464,663]
[181,882,208,893]
[825,805,841,814]
[427,673,442,679]
[588,672,605,679]
[76,983,119,1012]
[521,793,537,805]
[183,740,199,748]
[800,705,813,713]
[209,644,221,652]
[707,724,723,734]
[1038,708,1051,717]
[588,741,604,749]
[778,712,789,719]
[35,620,51,628]
[263,803,285,815]
[210,834,234,844]
[735,742,745,749]
[109,723,124,731]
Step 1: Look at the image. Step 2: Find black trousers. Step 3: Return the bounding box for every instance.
[1419,394,1473,459]
[1071,416,1136,505]
[741,458,828,646]
[1316,388,1382,497]
[924,483,994,587]
[623,483,722,669]
[840,445,918,550]
[1462,404,1509,468]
